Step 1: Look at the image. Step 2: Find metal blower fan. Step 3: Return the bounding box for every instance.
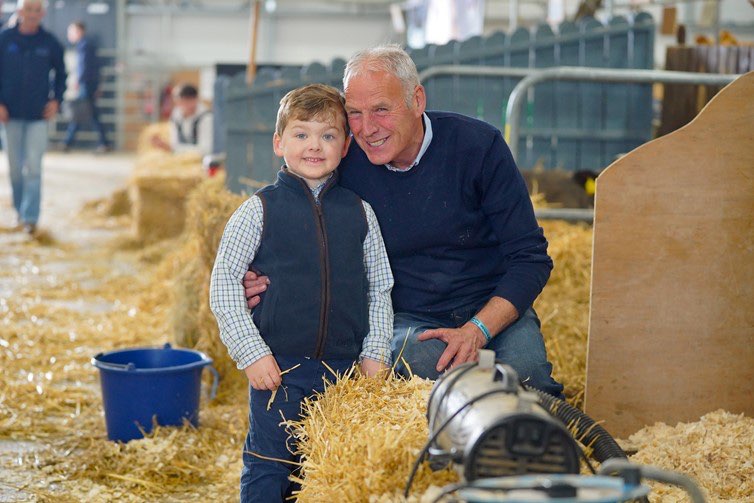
[425,350,580,481]
[404,350,706,503]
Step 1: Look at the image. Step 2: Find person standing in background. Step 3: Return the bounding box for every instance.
[62,20,110,153]
[0,0,66,234]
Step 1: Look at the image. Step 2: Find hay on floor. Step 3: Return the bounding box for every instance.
[536,220,593,407]
[628,409,754,502]
[3,194,752,502]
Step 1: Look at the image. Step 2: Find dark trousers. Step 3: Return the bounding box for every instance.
[240,356,354,503]
[64,83,108,148]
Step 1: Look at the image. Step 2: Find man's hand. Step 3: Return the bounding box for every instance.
[0,104,8,123]
[243,270,269,309]
[43,100,59,120]
[418,324,487,373]
[360,357,388,378]
[244,355,282,391]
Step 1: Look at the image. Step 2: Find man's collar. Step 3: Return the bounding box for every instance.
[385,113,432,172]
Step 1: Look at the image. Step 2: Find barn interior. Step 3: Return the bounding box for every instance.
[0,0,752,502]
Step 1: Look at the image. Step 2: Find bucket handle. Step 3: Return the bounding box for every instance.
[205,364,220,401]
[92,354,136,371]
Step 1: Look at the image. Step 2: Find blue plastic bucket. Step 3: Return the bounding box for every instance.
[92,343,219,442]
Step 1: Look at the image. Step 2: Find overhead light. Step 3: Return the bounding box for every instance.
[265,0,277,13]
[87,2,110,14]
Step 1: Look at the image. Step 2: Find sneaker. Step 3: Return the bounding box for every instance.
[10,216,24,231]
[23,223,37,235]
[95,145,112,154]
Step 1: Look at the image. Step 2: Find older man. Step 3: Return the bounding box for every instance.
[0,0,66,234]
[246,45,562,396]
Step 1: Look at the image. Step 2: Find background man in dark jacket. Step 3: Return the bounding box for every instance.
[62,20,109,153]
[0,0,66,234]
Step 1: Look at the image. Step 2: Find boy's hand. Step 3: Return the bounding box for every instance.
[243,270,269,309]
[360,358,388,378]
[244,355,282,390]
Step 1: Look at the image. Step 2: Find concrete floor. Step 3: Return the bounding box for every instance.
[0,149,135,502]
[0,150,134,242]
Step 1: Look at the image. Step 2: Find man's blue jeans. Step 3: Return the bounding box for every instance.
[240,356,354,503]
[1,120,48,226]
[391,308,564,397]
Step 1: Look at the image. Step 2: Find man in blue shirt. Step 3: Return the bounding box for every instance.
[0,0,66,234]
[62,20,109,153]
[246,45,563,397]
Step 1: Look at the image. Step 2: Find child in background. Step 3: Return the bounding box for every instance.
[209,83,394,502]
[150,83,213,156]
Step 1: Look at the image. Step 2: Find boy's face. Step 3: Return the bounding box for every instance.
[273,116,350,188]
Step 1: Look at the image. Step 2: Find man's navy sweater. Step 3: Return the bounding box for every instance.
[0,25,66,120]
[339,111,552,322]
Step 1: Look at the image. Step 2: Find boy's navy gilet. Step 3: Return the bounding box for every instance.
[251,169,369,361]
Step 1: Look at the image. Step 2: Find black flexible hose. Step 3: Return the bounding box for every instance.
[525,384,628,463]
[528,386,653,503]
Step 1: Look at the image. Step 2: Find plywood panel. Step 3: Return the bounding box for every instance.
[584,72,754,437]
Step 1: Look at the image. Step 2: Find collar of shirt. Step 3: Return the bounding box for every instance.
[385,113,433,172]
[311,173,334,201]
[172,103,209,122]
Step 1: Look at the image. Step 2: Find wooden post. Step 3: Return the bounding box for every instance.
[246,0,261,85]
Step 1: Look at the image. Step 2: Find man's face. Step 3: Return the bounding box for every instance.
[344,70,425,168]
[18,1,45,31]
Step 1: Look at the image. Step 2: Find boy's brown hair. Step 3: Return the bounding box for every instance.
[275,84,349,137]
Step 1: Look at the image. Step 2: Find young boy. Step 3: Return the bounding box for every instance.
[209,84,394,502]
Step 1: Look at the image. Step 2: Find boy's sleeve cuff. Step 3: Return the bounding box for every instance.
[235,347,273,370]
[359,349,392,366]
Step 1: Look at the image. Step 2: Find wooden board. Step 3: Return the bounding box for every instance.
[584,71,754,438]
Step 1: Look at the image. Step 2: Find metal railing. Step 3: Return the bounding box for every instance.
[418,65,536,82]
[417,65,742,222]
[504,67,742,162]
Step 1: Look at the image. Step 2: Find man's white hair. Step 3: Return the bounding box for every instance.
[343,44,420,107]
[18,0,47,8]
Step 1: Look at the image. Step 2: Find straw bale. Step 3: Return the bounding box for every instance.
[128,152,204,244]
[166,177,247,391]
[286,373,459,501]
[628,409,754,502]
[183,175,248,270]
